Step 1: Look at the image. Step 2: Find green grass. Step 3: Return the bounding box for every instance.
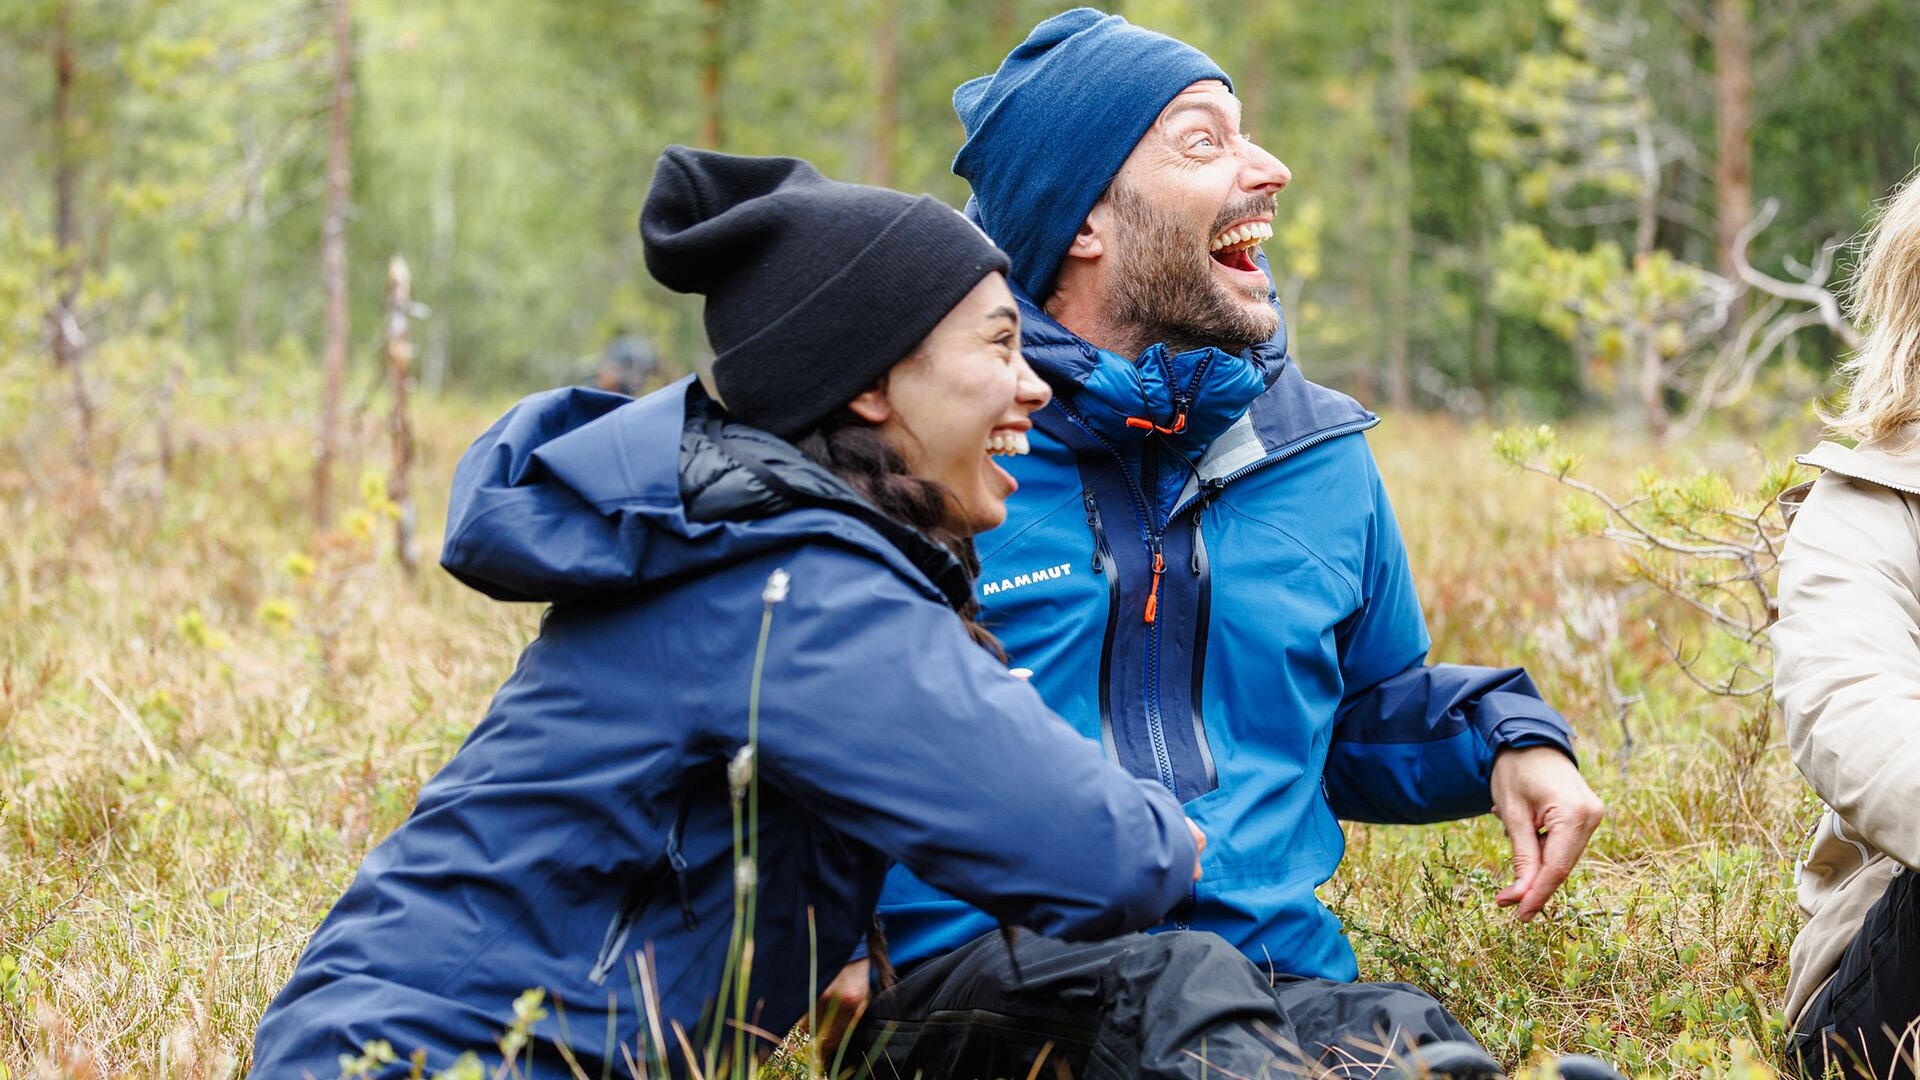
[0,386,1815,1078]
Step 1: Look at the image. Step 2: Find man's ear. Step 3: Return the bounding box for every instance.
[1065,202,1108,263]
[846,381,892,424]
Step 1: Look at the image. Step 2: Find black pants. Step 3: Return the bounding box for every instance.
[847,930,1477,1079]
[1790,868,1920,1080]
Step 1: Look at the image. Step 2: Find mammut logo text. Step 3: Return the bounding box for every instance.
[981,563,1073,596]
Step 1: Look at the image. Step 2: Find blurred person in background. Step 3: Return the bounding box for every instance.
[594,326,660,395]
[1773,168,1920,1080]
[246,147,1205,1079]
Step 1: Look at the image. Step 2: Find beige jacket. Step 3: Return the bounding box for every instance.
[1773,435,1920,1027]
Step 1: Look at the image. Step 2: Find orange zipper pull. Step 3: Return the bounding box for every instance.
[1144,550,1165,623]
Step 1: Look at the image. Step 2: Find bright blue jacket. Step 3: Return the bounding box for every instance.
[248,381,1197,1078]
[877,284,1575,981]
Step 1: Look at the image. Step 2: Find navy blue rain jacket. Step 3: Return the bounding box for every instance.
[877,272,1576,981]
[248,380,1197,1078]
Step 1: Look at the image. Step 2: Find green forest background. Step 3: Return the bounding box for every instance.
[6,0,1919,428]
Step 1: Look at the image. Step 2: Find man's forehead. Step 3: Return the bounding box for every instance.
[1156,81,1239,126]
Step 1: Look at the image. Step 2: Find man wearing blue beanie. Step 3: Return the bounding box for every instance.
[833,9,1622,1080]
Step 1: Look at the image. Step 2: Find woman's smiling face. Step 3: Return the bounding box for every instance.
[849,272,1053,535]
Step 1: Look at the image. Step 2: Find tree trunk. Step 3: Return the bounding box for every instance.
[1713,0,1753,325]
[1383,0,1414,412]
[1628,64,1671,434]
[1639,324,1669,441]
[424,64,462,394]
[237,119,266,360]
[1469,182,1496,401]
[49,2,95,465]
[700,0,725,148]
[50,3,77,374]
[385,256,418,574]
[870,0,898,187]
[315,0,353,531]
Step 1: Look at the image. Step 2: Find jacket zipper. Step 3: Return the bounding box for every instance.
[1185,478,1225,796]
[587,793,699,986]
[1139,438,1177,794]
[1057,404,1377,807]
[1083,488,1123,763]
[1064,399,1178,795]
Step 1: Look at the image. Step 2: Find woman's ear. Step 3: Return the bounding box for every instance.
[846,381,892,424]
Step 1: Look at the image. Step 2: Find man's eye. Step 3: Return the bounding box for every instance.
[1191,135,1217,150]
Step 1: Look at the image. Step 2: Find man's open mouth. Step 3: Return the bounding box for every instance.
[1208,219,1272,274]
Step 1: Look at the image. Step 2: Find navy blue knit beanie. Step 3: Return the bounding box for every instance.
[953,8,1231,299]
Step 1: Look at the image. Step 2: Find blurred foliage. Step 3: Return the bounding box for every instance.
[0,0,1915,416]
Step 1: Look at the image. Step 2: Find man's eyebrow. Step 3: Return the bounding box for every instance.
[985,306,1018,322]
[1159,100,1237,131]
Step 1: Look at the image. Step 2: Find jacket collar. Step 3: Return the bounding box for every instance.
[1012,284,1282,453]
[681,390,976,612]
[1012,276,1375,471]
[1798,426,1920,495]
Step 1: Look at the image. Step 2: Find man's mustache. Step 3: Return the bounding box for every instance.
[1208,196,1279,238]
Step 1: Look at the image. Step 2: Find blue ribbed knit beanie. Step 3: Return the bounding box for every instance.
[953,8,1231,299]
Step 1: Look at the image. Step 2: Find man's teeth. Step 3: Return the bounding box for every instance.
[986,431,1030,457]
[1209,220,1274,253]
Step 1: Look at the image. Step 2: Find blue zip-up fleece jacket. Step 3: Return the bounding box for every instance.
[877,280,1576,982]
[248,379,1197,1079]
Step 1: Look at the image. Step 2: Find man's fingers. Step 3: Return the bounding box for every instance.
[1517,800,1605,919]
[1493,801,1541,909]
[810,959,872,1055]
[1187,819,1207,881]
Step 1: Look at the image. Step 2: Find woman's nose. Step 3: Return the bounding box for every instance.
[1014,352,1052,412]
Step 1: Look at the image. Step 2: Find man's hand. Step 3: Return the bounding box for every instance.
[1488,746,1604,921]
[811,959,870,1056]
[1189,818,1207,881]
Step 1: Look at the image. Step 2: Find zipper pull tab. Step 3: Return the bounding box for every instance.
[1083,490,1104,573]
[1144,544,1165,624]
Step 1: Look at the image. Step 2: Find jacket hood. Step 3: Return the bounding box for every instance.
[441,377,971,608]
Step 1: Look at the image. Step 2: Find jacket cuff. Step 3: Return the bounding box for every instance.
[1474,690,1578,766]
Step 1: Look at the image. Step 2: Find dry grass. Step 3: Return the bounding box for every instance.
[0,389,1818,1078]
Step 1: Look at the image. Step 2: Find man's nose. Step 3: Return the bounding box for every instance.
[1241,137,1291,196]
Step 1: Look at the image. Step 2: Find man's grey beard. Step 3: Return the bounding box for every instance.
[1102,179,1280,360]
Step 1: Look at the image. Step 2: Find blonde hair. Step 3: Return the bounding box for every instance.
[1827,166,1920,447]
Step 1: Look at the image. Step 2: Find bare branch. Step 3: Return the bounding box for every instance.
[1732,199,1862,351]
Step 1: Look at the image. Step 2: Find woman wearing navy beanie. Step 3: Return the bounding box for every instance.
[245,148,1202,1078]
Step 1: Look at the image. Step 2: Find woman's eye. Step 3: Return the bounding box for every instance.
[1192,135,1216,150]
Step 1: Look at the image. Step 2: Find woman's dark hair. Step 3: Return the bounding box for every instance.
[792,409,1008,988]
[792,410,1005,661]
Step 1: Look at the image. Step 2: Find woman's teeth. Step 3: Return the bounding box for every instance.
[987,431,1030,457]
[1209,220,1273,253]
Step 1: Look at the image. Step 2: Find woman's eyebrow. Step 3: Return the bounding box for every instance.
[985,306,1018,322]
